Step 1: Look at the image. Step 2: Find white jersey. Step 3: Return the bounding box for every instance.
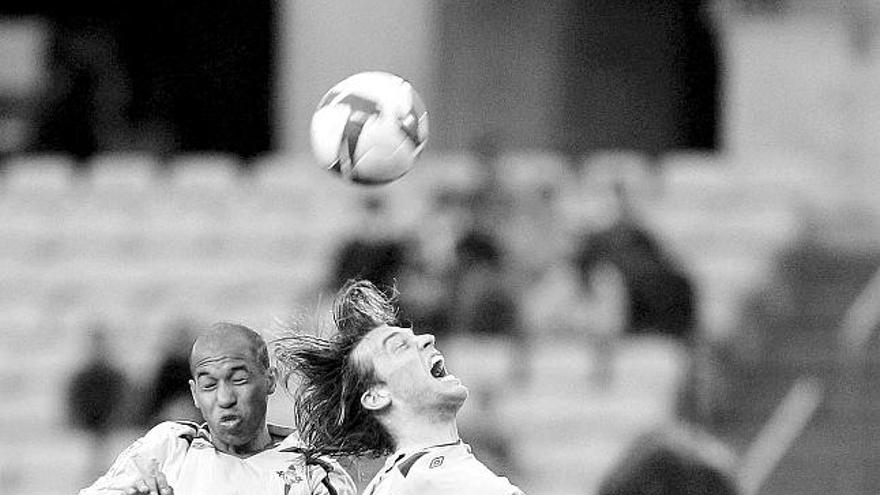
[363,441,523,495]
[80,421,356,495]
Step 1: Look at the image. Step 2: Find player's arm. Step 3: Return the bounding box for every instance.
[79,422,192,495]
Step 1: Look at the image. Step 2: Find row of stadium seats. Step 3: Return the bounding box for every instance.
[1,149,824,337]
[0,148,834,345]
[0,149,837,211]
[0,149,822,269]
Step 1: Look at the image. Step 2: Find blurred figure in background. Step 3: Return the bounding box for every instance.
[81,322,355,495]
[573,181,702,414]
[443,131,527,360]
[574,182,696,344]
[596,423,738,495]
[394,186,475,343]
[141,318,201,426]
[67,322,130,481]
[447,230,526,369]
[331,195,414,294]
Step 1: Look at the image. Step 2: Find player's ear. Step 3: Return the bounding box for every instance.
[361,385,390,411]
[188,379,200,410]
[266,366,278,395]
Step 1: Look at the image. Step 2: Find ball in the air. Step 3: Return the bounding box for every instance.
[310,71,429,185]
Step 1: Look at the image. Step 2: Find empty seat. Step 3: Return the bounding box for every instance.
[411,150,483,195]
[0,154,79,237]
[660,152,738,202]
[248,153,360,235]
[87,152,160,191]
[442,335,518,394]
[581,149,656,193]
[166,152,240,190]
[0,431,92,494]
[496,149,571,193]
[2,153,77,192]
[611,336,689,398]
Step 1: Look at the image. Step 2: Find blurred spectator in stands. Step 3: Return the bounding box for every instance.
[597,422,738,495]
[573,181,711,418]
[141,318,201,426]
[66,322,130,480]
[468,131,514,229]
[445,131,522,341]
[448,231,524,344]
[392,188,469,342]
[574,182,696,343]
[331,194,414,294]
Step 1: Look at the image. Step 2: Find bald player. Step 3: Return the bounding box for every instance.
[80,322,355,495]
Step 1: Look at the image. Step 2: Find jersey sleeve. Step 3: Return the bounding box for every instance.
[305,456,357,495]
[78,422,194,495]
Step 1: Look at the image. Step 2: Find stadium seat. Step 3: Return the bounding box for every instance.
[2,153,77,190]
[610,336,689,399]
[164,152,241,212]
[658,152,737,203]
[569,150,660,233]
[411,150,483,194]
[442,335,519,394]
[0,154,78,243]
[495,149,571,192]
[87,152,160,191]
[0,430,92,495]
[248,153,360,237]
[526,341,597,387]
[580,149,656,194]
[729,150,827,196]
[166,152,240,189]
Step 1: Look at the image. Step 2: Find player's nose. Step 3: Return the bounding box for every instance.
[216,381,237,407]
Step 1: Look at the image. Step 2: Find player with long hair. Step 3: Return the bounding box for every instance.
[274,280,522,494]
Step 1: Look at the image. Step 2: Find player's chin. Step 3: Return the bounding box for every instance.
[439,380,469,401]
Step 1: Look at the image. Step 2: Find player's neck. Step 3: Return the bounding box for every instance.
[215,424,274,458]
[391,417,460,454]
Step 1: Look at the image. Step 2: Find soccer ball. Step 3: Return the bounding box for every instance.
[310,71,429,185]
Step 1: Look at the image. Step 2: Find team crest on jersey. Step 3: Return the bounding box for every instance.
[429,456,445,469]
[277,464,304,495]
[190,439,211,449]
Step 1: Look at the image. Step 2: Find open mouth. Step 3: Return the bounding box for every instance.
[430,355,448,379]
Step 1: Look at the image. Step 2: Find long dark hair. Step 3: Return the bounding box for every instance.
[273,280,399,458]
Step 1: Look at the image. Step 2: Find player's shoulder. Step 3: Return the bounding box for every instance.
[141,420,202,446]
[105,420,196,469]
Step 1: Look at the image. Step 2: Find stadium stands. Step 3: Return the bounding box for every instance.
[0,148,845,495]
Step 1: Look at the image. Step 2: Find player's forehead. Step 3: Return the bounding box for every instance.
[190,329,262,374]
[363,324,411,346]
[354,324,411,359]
[192,355,258,378]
